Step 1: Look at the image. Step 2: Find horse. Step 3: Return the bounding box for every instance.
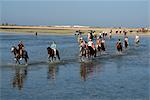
[96,45,101,56]
[11,46,29,65]
[80,46,90,61]
[116,43,123,52]
[80,46,87,58]
[124,40,128,48]
[80,46,96,61]
[88,46,96,57]
[101,43,105,51]
[135,39,140,45]
[47,47,60,61]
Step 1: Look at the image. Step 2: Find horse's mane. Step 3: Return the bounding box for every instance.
[47,47,52,50]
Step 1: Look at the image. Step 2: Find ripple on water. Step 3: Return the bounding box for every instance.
[0,33,149,100]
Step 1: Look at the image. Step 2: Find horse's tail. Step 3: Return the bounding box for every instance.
[23,50,29,59]
[56,50,60,60]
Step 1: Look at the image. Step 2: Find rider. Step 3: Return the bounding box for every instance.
[96,37,101,50]
[123,29,127,36]
[124,36,129,48]
[18,41,25,58]
[102,31,105,38]
[50,41,57,57]
[99,32,102,39]
[87,33,91,41]
[109,30,112,39]
[135,34,140,43]
[101,38,106,51]
[79,39,86,56]
[80,39,86,50]
[88,39,95,50]
[116,39,122,49]
[93,32,97,39]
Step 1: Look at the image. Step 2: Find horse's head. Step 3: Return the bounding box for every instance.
[47,47,53,54]
[47,47,52,51]
[11,46,16,52]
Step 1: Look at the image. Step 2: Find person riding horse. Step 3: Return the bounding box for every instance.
[109,30,112,39]
[18,41,24,59]
[101,38,106,51]
[135,34,140,44]
[11,45,29,64]
[88,39,96,57]
[79,39,86,57]
[124,36,129,48]
[50,41,57,57]
[116,39,123,52]
[47,41,60,61]
[96,37,101,52]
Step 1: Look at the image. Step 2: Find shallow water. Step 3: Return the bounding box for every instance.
[0,32,149,100]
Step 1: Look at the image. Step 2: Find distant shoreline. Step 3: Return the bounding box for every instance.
[0,25,150,36]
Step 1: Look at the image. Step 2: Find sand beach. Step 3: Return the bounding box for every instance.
[0,25,149,36]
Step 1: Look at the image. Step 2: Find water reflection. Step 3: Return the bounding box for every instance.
[47,64,59,80]
[80,62,94,81]
[12,66,28,90]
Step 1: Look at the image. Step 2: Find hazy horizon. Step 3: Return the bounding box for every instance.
[1,0,149,28]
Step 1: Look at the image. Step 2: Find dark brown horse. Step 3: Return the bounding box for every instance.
[11,46,29,65]
[124,40,128,48]
[116,43,122,52]
[47,47,60,61]
[80,46,96,59]
[88,46,96,57]
[80,46,96,61]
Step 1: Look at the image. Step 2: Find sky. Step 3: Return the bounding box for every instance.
[0,0,149,27]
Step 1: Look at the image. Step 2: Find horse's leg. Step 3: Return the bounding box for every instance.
[52,56,54,61]
[117,48,119,52]
[24,58,28,65]
[121,46,123,52]
[16,59,20,64]
[94,49,96,57]
[56,51,60,60]
[83,51,85,57]
[54,56,56,61]
[88,50,90,58]
[48,54,51,62]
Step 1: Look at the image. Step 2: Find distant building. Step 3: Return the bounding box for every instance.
[54,25,89,28]
[73,25,89,28]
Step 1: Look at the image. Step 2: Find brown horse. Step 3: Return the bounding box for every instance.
[47,47,60,61]
[80,46,96,61]
[116,43,122,52]
[11,46,29,65]
[80,46,89,61]
[124,40,128,48]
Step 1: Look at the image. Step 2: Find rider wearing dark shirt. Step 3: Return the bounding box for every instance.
[18,41,24,57]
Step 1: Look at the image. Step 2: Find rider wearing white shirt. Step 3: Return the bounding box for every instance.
[135,35,139,41]
[50,41,57,57]
[101,39,106,51]
[88,39,93,47]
